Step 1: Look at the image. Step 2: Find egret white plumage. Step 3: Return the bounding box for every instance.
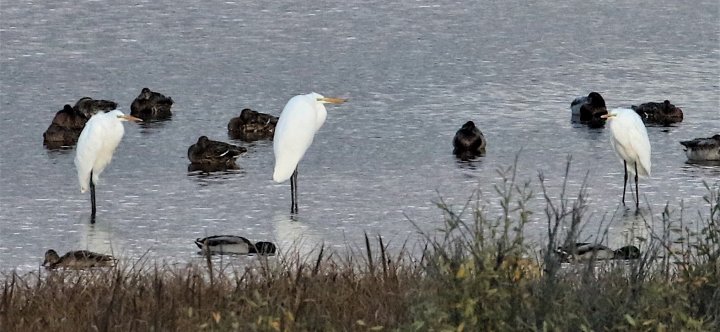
[602,108,651,209]
[272,92,346,213]
[74,109,141,222]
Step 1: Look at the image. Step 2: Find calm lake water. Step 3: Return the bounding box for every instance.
[1,0,718,273]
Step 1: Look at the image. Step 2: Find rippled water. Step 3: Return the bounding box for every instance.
[1,0,719,273]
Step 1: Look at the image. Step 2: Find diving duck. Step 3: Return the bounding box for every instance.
[453,121,486,161]
[227,108,279,141]
[130,87,174,120]
[42,249,116,269]
[195,235,277,255]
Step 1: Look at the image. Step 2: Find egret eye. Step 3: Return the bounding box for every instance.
[116,115,123,118]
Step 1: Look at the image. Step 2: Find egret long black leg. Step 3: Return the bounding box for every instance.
[90,170,97,224]
[634,163,640,209]
[622,161,628,206]
[290,168,298,214]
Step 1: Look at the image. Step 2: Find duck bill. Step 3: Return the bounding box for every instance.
[318,97,347,104]
[122,115,143,122]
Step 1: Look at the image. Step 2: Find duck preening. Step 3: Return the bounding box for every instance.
[570,92,608,128]
[187,136,247,168]
[555,243,641,263]
[631,100,683,126]
[43,97,118,149]
[680,134,720,161]
[228,108,279,141]
[194,235,277,255]
[42,249,116,269]
[453,121,486,161]
[130,87,174,120]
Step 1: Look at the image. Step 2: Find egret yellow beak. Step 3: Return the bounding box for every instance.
[600,114,615,119]
[317,97,347,104]
[120,114,143,122]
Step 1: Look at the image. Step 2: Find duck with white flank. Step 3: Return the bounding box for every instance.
[555,243,641,263]
[187,136,247,168]
[195,235,277,255]
[680,134,720,161]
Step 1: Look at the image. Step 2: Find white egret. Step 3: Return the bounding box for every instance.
[74,109,141,223]
[601,108,651,209]
[453,121,486,160]
[272,92,347,213]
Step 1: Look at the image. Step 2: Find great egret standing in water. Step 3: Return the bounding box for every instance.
[75,109,141,223]
[602,108,651,209]
[272,92,346,213]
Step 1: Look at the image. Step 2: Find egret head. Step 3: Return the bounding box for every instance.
[114,111,142,122]
[311,92,347,105]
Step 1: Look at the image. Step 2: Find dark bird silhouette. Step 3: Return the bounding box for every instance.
[130,87,174,120]
[195,235,277,255]
[42,249,116,269]
[680,134,720,161]
[453,121,486,161]
[228,108,279,141]
[187,136,246,168]
[555,243,641,263]
[570,92,608,128]
[43,97,118,149]
[632,100,683,126]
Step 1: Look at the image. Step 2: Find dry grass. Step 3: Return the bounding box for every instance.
[2,163,718,331]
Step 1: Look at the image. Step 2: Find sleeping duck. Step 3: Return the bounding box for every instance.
[453,121,487,161]
[632,100,683,126]
[680,134,720,161]
[42,249,116,269]
[570,92,608,128]
[227,108,278,141]
[555,243,641,263]
[130,87,174,120]
[187,136,247,168]
[195,235,277,255]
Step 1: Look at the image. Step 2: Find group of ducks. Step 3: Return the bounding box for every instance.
[451,91,719,162]
[43,235,277,269]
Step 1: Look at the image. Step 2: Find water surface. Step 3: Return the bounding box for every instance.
[1,0,719,273]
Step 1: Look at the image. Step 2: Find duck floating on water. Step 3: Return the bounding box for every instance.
[680,134,720,161]
[570,92,608,128]
[42,249,116,269]
[631,100,683,126]
[43,97,117,149]
[228,108,278,141]
[195,235,277,255]
[130,87,174,120]
[453,121,486,161]
[555,243,641,263]
[187,136,247,169]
